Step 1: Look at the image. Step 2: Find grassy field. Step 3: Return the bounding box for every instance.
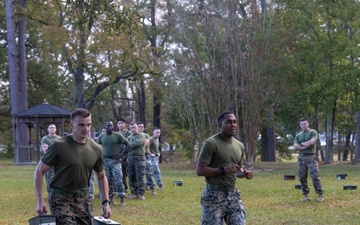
[1,155,360,225]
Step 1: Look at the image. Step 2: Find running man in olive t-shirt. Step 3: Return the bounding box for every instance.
[34,108,112,224]
[197,111,253,225]
[40,123,62,195]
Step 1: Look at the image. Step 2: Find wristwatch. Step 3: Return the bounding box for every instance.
[219,166,225,175]
[101,199,111,205]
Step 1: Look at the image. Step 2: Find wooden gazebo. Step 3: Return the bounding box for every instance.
[12,101,71,165]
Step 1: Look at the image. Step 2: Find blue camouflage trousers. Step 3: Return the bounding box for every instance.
[297,154,324,195]
[50,191,93,225]
[104,158,125,198]
[126,156,146,195]
[145,156,155,188]
[201,188,246,225]
[151,157,163,188]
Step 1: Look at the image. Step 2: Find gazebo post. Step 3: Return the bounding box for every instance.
[36,117,40,163]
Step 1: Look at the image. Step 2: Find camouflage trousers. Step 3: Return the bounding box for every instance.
[201,188,246,225]
[50,190,93,225]
[151,157,163,188]
[126,156,146,195]
[145,156,154,188]
[108,175,117,198]
[297,154,324,195]
[104,158,125,198]
[88,171,95,199]
[45,168,54,193]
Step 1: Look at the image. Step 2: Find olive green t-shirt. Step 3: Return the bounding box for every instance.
[198,133,244,187]
[142,132,151,154]
[41,135,104,192]
[149,136,160,154]
[128,132,145,157]
[294,129,318,155]
[40,135,62,154]
[118,129,132,153]
[97,132,127,157]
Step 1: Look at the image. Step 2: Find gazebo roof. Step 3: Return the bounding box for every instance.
[13,101,71,118]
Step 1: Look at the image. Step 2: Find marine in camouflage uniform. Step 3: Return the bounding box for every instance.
[294,118,324,202]
[127,122,146,200]
[148,128,163,190]
[98,120,130,206]
[40,124,61,194]
[117,119,132,192]
[34,108,111,224]
[196,112,253,225]
[50,189,93,224]
[137,123,155,193]
[88,171,95,200]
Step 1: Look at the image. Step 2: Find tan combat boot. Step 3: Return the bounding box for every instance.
[152,189,157,196]
[120,197,126,206]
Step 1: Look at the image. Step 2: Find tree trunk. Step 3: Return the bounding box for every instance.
[354,111,360,161]
[325,115,333,164]
[6,0,20,160]
[260,127,268,161]
[18,0,27,111]
[139,79,146,124]
[18,0,29,146]
[6,0,19,115]
[260,126,275,162]
[343,132,351,161]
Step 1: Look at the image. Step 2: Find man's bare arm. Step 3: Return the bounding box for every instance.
[34,161,51,215]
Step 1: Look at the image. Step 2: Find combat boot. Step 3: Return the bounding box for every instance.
[317,195,324,202]
[302,194,309,202]
[152,189,157,196]
[127,193,138,199]
[138,195,145,200]
[120,197,126,206]
[110,196,116,205]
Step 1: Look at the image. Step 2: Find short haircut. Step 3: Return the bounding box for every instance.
[129,121,137,126]
[118,118,126,123]
[300,118,308,122]
[153,127,160,131]
[70,108,91,121]
[217,111,234,124]
[138,122,144,126]
[48,123,56,128]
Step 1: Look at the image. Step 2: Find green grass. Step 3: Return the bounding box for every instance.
[1,157,360,225]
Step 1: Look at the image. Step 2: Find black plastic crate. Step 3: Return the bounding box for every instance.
[28,215,56,225]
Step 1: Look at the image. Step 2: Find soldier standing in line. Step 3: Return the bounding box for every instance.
[127,122,146,200]
[137,122,154,195]
[148,127,163,191]
[98,120,130,206]
[117,118,132,193]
